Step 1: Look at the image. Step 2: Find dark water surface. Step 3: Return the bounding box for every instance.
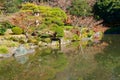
[0,35,120,80]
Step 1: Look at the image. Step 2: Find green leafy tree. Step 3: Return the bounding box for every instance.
[94,0,120,24]
[50,24,64,37]
[67,0,92,17]
[4,0,22,13]
[21,3,66,37]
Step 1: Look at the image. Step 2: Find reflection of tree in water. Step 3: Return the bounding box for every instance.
[53,35,120,80]
[15,56,29,64]
[53,42,105,80]
[113,66,120,80]
[85,35,120,80]
[0,36,119,80]
[0,48,68,80]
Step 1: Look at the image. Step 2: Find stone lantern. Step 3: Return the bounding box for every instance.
[34,9,40,26]
[34,9,40,17]
[35,20,40,26]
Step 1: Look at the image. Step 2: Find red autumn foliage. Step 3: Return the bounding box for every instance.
[71,28,80,36]
[9,12,35,30]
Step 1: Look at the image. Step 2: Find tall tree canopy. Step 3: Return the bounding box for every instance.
[94,0,120,25]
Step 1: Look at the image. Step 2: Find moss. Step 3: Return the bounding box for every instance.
[0,46,8,54]
[3,41,19,47]
[12,27,23,35]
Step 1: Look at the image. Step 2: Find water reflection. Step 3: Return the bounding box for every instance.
[0,35,120,80]
[93,35,120,80]
[15,56,29,64]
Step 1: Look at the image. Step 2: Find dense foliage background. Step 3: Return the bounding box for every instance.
[67,0,92,17]
[94,0,120,25]
[0,0,120,30]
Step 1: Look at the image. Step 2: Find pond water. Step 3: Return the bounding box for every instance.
[0,35,120,80]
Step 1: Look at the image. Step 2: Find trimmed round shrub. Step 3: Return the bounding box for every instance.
[0,46,8,54]
[94,0,120,24]
[12,27,23,35]
[21,2,38,11]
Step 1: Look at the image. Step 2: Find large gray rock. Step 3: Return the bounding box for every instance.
[0,54,12,58]
[13,45,27,57]
[13,45,35,57]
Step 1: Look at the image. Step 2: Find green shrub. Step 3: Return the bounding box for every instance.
[21,3,67,37]
[44,17,52,25]
[56,27,64,37]
[73,34,80,41]
[0,22,14,29]
[0,24,6,35]
[21,2,38,11]
[48,7,67,21]
[0,22,14,35]
[52,18,64,26]
[87,30,94,38]
[51,24,64,37]
[0,28,6,35]
[21,3,67,27]
[38,23,47,30]
[94,0,120,24]
[40,7,67,25]
[12,27,23,35]
[44,17,64,26]
[4,0,21,13]
[0,46,8,54]
[67,0,92,17]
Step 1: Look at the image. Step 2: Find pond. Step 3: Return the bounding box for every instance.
[0,35,120,80]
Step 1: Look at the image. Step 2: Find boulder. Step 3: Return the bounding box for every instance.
[13,45,27,57]
[13,45,35,57]
[0,54,12,58]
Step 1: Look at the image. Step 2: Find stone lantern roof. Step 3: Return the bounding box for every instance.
[34,9,40,16]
